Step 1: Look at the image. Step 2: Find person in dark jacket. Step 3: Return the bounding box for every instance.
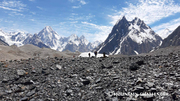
[94,51,97,57]
[88,53,91,57]
[103,52,107,58]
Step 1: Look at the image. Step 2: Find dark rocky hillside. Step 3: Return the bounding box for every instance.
[0,52,180,101]
[161,25,180,48]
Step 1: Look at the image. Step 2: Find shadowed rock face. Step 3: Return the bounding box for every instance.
[23,34,49,48]
[161,26,180,48]
[0,38,9,46]
[0,51,180,101]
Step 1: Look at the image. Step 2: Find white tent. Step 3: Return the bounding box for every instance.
[78,52,108,57]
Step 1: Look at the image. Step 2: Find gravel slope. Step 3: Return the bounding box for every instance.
[0,52,179,101]
[0,44,80,61]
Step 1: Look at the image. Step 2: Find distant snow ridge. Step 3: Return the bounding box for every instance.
[0,26,102,52]
[37,26,101,52]
[0,30,31,47]
[95,16,162,55]
[158,28,172,39]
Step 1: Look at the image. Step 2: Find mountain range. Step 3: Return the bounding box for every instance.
[0,17,179,55]
[95,16,163,55]
[0,26,101,52]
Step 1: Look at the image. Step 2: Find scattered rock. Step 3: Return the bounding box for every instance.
[95,77,101,84]
[176,77,180,81]
[26,90,36,97]
[56,64,62,70]
[5,90,12,94]
[2,78,9,83]
[113,61,120,64]
[129,63,140,71]
[147,82,154,88]
[101,64,113,69]
[81,78,91,86]
[17,69,26,76]
[20,97,29,101]
[142,94,154,101]
[134,86,144,93]
[136,60,144,66]
[23,80,34,85]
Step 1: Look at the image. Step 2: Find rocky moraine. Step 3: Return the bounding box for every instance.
[0,53,180,101]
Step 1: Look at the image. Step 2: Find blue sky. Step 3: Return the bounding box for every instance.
[0,0,180,42]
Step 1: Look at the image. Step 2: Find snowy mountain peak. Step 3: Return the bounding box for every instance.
[115,16,127,25]
[0,29,5,35]
[69,34,78,38]
[158,28,172,39]
[44,26,53,32]
[95,16,162,55]
[92,41,102,47]
[37,26,61,49]
[80,35,89,45]
[160,25,180,48]
[80,35,85,39]
[39,26,60,39]
[41,26,58,37]
[134,17,141,21]
[68,34,80,46]
[133,17,141,24]
[131,17,149,30]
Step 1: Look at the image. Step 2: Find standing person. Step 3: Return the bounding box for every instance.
[94,51,97,58]
[88,53,91,57]
[103,52,106,58]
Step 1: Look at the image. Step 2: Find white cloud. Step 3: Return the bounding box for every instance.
[81,22,112,42]
[30,12,36,15]
[9,11,24,16]
[29,0,35,1]
[69,0,87,9]
[0,0,26,12]
[72,5,81,9]
[36,6,43,10]
[67,13,95,21]
[109,0,180,25]
[30,19,35,22]
[54,21,112,42]
[69,0,87,5]
[78,0,86,5]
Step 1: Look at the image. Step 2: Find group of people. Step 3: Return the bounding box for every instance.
[88,51,106,58]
